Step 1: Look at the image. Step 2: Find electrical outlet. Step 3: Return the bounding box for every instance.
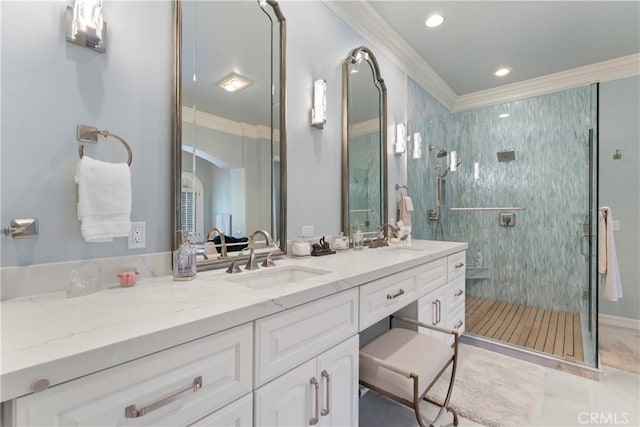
[302,225,314,237]
[128,221,146,249]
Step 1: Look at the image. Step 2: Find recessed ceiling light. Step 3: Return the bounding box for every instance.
[499,113,510,118]
[425,14,445,28]
[494,67,513,77]
[217,73,251,93]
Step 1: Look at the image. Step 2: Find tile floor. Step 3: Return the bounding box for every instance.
[359,365,640,427]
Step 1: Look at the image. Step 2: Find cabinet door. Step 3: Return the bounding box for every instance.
[417,287,448,341]
[317,336,358,427]
[189,393,252,427]
[254,359,317,427]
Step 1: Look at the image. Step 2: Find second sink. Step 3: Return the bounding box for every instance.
[225,265,331,290]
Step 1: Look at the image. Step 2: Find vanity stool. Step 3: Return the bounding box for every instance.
[359,316,459,427]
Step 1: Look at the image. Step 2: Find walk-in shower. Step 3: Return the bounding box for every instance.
[408,81,599,369]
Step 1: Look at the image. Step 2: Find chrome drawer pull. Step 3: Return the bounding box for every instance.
[455,263,465,269]
[455,320,464,329]
[321,370,331,416]
[432,301,438,325]
[454,289,464,297]
[125,376,202,418]
[310,377,320,425]
[386,289,405,300]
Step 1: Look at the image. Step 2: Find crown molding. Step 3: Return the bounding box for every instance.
[454,54,640,112]
[323,1,456,111]
[181,106,274,141]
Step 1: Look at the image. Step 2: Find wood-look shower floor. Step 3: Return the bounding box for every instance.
[466,296,584,363]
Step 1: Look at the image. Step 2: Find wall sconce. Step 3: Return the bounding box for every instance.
[66,0,106,53]
[395,123,407,155]
[311,79,327,129]
[412,132,422,159]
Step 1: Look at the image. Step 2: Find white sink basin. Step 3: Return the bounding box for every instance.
[225,265,331,289]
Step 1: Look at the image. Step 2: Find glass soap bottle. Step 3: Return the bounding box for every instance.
[173,230,197,281]
[352,224,364,250]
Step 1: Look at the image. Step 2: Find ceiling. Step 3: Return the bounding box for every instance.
[367,1,640,96]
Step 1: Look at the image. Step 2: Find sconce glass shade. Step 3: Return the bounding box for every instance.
[311,79,327,129]
[394,123,406,155]
[412,132,422,159]
[66,0,106,53]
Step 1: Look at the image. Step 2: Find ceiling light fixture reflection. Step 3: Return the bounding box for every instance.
[499,113,510,118]
[217,73,252,93]
[494,67,513,77]
[425,14,445,28]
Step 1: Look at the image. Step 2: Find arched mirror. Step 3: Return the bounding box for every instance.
[172,0,286,269]
[342,46,387,240]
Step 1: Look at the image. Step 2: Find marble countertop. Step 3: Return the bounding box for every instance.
[0,240,466,401]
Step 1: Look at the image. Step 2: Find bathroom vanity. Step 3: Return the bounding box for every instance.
[0,240,466,426]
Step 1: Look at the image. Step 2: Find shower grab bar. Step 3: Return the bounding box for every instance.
[450,207,526,211]
[349,209,374,213]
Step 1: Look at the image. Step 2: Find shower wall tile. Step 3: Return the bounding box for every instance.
[408,79,593,313]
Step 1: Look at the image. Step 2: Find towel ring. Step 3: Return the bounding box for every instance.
[78,129,133,166]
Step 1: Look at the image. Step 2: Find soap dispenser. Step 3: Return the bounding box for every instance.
[173,230,197,281]
[352,224,364,250]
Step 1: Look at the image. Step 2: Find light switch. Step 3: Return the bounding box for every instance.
[612,220,620,231]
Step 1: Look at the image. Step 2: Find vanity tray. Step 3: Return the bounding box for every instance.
[311,249,336,257]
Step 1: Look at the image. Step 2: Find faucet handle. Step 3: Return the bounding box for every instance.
[225,259,242,274]
[261,251,277,268]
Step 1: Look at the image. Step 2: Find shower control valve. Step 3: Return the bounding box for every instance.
[499,212,515,228]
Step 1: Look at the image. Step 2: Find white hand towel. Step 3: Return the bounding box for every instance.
[75,156,132,242]
[598,206,623,301]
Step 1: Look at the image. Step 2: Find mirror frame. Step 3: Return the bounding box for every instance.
[341,46,388,238]
[172,0,287,269]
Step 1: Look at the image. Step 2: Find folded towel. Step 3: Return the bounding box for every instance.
[398,195,413,228]
[598,207,623,301]
[75,156,132,242]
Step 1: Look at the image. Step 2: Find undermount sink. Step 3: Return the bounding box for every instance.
[225,265,331,289]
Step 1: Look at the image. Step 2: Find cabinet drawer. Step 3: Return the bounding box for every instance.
[359,269,418,331]
[15,323,253,426]
[448,276,466,310]
[255,288,358,386]
[447,251,467,282]
[449,305,466,345]
[189,393,252,427]
[418,258,447,297]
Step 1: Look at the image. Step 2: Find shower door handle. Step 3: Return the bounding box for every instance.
[580,234,592,257]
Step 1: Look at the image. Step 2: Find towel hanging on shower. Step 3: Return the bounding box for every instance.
[398,195,413,228]
[598,206,623,301]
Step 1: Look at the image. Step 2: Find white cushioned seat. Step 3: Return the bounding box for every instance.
[360,328,454,402]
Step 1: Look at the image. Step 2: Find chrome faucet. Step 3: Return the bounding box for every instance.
[206,227,228,259]
[377,223,400,240]
[245,229,275,270]
[369,223,400,248]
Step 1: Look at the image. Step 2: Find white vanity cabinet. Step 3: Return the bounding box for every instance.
[12,323,253,427]
[254,335,359,427]
[398,251,467,345]
[254,289,359,427]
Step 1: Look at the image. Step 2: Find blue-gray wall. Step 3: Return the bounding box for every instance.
[408,81,594,313]
[1,1,407,268]
[1,1,172,266]
[598,76,640,320]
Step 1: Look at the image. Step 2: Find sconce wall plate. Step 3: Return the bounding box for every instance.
[66,4,106,53]
[394,122,406,155]
[311,79,327,129]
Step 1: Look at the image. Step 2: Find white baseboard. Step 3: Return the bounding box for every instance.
[599,314,640,332]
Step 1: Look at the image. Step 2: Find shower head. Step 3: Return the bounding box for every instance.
[429,144,448,158]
